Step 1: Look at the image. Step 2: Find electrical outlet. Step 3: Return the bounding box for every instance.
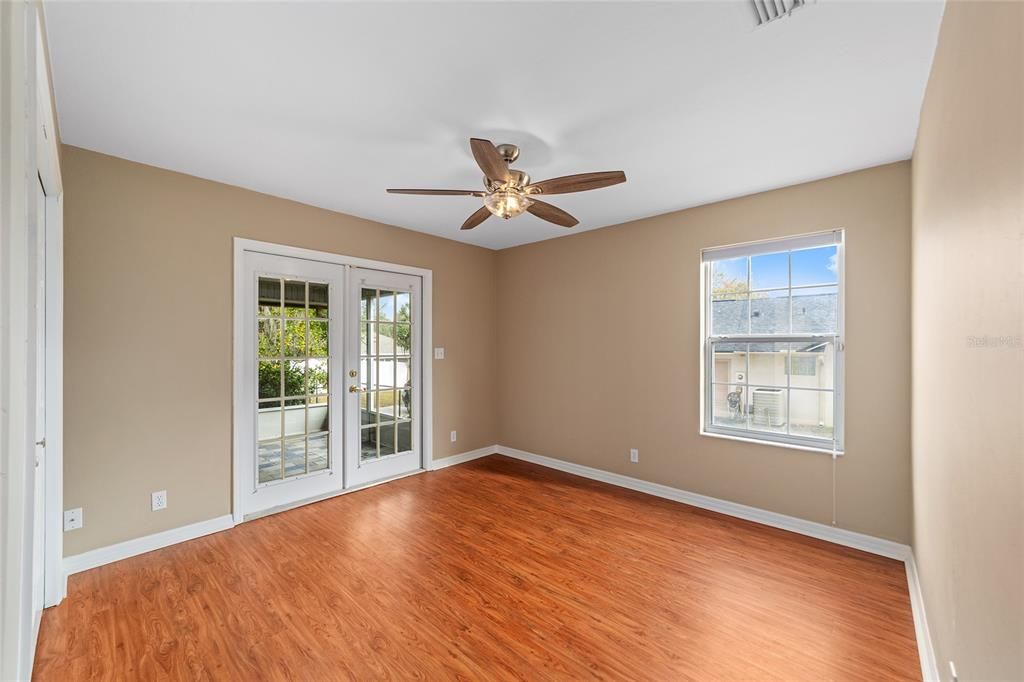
[450,430,457,443]
[629,448,639,463]
[151,490,168,511]
[434,347,445,360]
[63,507,83,531]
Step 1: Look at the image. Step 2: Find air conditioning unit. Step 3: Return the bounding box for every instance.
[752,388,786,428]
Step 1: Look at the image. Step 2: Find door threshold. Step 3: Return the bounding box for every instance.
[242,467,426,522]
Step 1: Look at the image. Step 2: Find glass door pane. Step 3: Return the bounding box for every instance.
[257,276,330,484]
[358,287,414,461]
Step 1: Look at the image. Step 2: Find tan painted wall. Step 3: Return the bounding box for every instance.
[911,1,1024,679]
[62,146,498,555]
[497,162,913,542]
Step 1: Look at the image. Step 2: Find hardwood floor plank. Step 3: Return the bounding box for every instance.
[35,456,920,680]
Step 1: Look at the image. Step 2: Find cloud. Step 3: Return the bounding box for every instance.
[827,253,838,273]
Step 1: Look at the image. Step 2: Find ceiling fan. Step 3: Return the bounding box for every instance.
[387,138,627,231]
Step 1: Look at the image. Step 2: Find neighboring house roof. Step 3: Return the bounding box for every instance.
[711,292,837,352]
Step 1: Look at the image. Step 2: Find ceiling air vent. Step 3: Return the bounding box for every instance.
[751,0,809,27]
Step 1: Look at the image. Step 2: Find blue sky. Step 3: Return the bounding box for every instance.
[713,246,837,290]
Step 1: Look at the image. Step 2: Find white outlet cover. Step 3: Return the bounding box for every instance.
[434,347,445,360]
[629,448,639,462]
[450,430,457,442]
[151,490,168,511]
[63,507,83,531]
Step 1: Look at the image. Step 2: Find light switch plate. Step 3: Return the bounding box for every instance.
[629,448,639,463]
[450,430,457,442]
[434,347,445,360]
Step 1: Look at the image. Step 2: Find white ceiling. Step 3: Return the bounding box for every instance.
[45,1,944,250]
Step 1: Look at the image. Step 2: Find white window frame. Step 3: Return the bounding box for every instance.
[700,230,845,454]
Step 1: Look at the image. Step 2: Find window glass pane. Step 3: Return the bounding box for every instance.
[307,401,329,434]
[258,278,281,316]
[284,280,306,317]
[258,441,282,483]
[749,387,787,434]
[309,282,329,318]
[792,285,837,333]
[791,245,838,287]
[396,358,411,389]
[378,389,397,421]
[396,292,411,322]
[284,437,306,477]
[378,323,395,356]
[283,399,307,437]
[360,322,373,356]
[397,420,412,453]
[258,361,281,399]
[710,295,749,335]
[378,358,396,390]
[283,320,306,356]
[308,434,329,472]
[360,426,377,461]
[788,340,834,390]
[309,320,329,357]
[746,342,788,387]
[283,360,305,397]
[750,290,790,334]
[711,257,748,294]
[258,319,281,357]
[361,289,376,321]
[257,401,282,440]
[399,385,412,419]
[789,390,834,440]
[750,251,788,290]
[395,324,412,355]
[711,342,747,385]
[712,383,748,430]
[379,423,396,457]
[307,358,328,395]
[379,290,395,322]
[361,391,376,426]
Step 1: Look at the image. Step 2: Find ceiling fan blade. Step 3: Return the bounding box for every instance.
[527,200,579,228]
[469,138,510,183]
[526,171,626,195]
[461,206,492,230]
[387,189,485,196]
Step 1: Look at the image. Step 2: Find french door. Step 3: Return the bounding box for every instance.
[236,251,424,518]
[346,269,421,488]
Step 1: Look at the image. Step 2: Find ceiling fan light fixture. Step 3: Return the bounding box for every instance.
[484,188,533,219]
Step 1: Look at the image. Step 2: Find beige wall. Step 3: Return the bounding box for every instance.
[911,1,1024,679]
[497,162,913,542]
[62,146,498,555]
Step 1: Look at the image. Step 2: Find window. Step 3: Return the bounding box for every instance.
[702,231,843,452]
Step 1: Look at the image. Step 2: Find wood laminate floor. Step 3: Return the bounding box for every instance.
[34,455,920,681]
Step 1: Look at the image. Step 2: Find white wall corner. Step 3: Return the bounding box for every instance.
[429,445,498,471]
[905,554,940,681]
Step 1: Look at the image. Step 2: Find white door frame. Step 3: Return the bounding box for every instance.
[232,238,433,524]
[1,4,65,679]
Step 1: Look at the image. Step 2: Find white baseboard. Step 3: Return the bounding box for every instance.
[494,445,911,560]
[63,514,234,578]
[429,445,497,471]
[906,554,940,681]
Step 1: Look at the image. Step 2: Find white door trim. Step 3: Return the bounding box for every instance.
[232,238,433,524]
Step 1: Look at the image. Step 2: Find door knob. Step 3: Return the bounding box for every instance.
[349,385,364,393]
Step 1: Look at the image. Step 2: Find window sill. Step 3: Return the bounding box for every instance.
[699,429,844,456]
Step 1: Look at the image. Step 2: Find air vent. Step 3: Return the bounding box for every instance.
[751,0,809,27]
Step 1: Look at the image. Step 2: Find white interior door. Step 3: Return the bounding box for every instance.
[31,176,46,636]
[345,268,423,487]
[238,252,346,517]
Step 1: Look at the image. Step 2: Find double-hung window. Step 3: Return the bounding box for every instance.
[702,230,844,452]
